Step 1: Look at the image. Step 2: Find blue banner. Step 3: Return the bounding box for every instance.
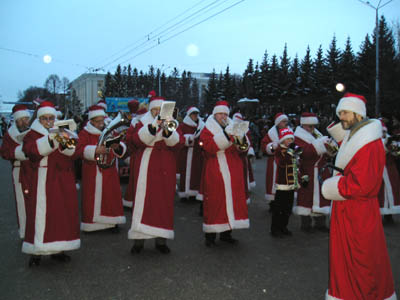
[105,97,149,112]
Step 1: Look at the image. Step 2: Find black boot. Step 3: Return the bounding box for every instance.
[110,224,120,233]
[220,230,238,244]
[270,211,283,238]
[51,252,71,262]
[155,238,170,254]
[300,216,315,233]
[314,216,329,232]
[28,255,41,267]
[205,232,217,247]
[383,214,395,226]
[131,239,144,254]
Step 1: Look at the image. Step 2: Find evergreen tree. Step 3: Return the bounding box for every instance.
[242,59,255,98]
[269,54,280,100]
[259,50,270,104]
[289,54,301,99]
[278,44,291,99]
[326,35,341,96]
[113,65,124,97]
[339,37,357,92]
[300,46,313,96]
[204,69,219,114]
[222,66,236,105]
[103,72,114,97]
[356,34,375,97]
[190,78,200,108]
[165,67,179,100]
[126,64,135,97]
[70,89,82,116]
[178,70,191,108]
[132,68,139,96]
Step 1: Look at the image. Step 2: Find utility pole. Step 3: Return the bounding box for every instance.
[357,0,394,116]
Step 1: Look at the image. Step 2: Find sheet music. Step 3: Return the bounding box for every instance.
[160,101,176,120]
[232,120,249,137]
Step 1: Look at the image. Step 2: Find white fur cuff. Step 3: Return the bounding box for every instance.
[138,125,157,145]
[36,135,56,156]
[327,122,347,143]
[213,133,231,150]
[14,145,27,161]
[312,138,327,156]
[164,131,180,147]
[321,176,346,201]
[83,145,97,161]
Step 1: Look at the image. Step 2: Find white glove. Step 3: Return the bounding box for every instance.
[48,132,57,141]
[224,123,234,136]
[318,136,329,144]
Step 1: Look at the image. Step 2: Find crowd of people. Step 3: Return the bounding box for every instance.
[0,91,398,299]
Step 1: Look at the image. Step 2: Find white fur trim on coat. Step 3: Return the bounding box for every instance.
[81,222,115,232]
[164,130,180,147]
[14,145,27,161]
[322,176,346,201]
[84,145,97,161]
[36,135,56,156]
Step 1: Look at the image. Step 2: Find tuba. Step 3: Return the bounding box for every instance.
[95,111,131,169]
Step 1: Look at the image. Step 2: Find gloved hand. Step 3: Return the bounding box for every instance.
[300,175,309,188]
[224,123,234,136]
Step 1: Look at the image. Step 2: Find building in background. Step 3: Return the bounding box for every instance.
[70,73,105,109]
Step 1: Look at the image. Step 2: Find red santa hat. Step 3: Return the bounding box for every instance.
[300,112,318,125]
[37,101,57,118]
[232,112,244,121]
[336,92,367,118]
[212,100,230,115]
[147,90,157,99]
[149,96,164,111]
[279,127,294,143]
[274,113,288,126]
[128,99,139,114]
[88,105,106,120]
[12,104,30,120]
[186,106,200,116]
[97,99,107,110]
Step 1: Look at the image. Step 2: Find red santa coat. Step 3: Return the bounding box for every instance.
[378,148,400,215]
[177,115,204,199]
[322,119,396,300]
[261,126,280,202]
[21,119,80,255]
[293,126,331,215]
[75,122,126,232]
[127,111,183,240]
[0,124,29,238]
[200,116,249,233]
[123,116,143,208]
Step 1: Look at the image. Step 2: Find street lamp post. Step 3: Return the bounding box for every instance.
[358,0,394,116]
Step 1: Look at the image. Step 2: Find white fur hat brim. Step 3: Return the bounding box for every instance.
[336,96,366,118]
[13,110,30,120]
[37,107,56,118]
[212,105,229,115]
[149,99,163,110]
[300,116,318,125]
[89,109,106,120]
[275,114,288,126]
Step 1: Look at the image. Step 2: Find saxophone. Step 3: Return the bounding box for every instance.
[95,111,131,169]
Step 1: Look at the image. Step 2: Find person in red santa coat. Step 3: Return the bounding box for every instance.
[293,112,331,232]
[261,113,290,207]
[0,104,30,239]
[378,120,400,224]
[127,96,183,254]
[200,101,249,247]
[177,106,204,202]
[123,105,148,208]
[322,93,396,300]
[75,105,127,232]
[232,112,256,203]
[21,101,80,266]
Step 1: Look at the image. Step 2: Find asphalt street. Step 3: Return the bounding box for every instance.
[0,156,398,300]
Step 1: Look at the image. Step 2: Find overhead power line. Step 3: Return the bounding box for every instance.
[105,0,245,71]
[94,0,210,68]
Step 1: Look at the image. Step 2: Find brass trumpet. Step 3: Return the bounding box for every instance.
[233,135,249,151]
[160,119,179,132]
[50,119,79,150]
[312,130,338,156]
